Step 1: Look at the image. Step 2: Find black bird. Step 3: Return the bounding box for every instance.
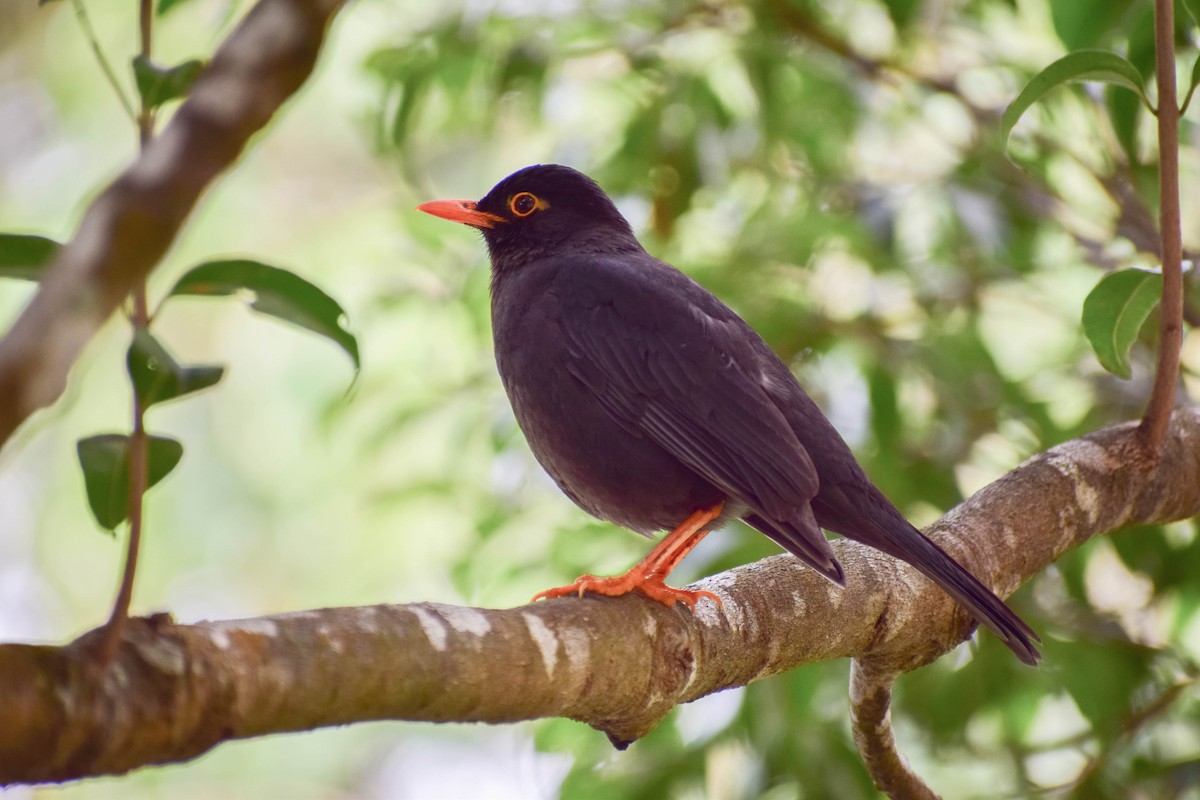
[418,164,1039,665]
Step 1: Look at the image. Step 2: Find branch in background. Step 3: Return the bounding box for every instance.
[1062,672,1195,793]
[3,410,1198,786]
[774,4,1184,280]
[0,0,349,447]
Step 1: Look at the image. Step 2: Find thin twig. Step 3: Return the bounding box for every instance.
[68,0,137,123]
[1139,0,1185,457]
[1181,75,1199,116]
[98,411,146,664]
[98,0,156,666]
[137,0,156,145]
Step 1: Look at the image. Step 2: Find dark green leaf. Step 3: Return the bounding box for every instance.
[77,434,184,531]
[1183,0,1200,27]
[1082,268,1162,379]
[1123,6,1156,81]
[499,44,547,90]
[1048,637,1154,733]
[0,234,61,281]
[1050,0,1135,50]
[1001,50,1150,149]
[880,0,920,29]
[131,55,205,111]
[1110,524,1200,593]
[156,0,191,15]
[1107,84,1141,164]
[364,42,437,83]
[165,259,360,371]
[127,329,224,410]
[390,80,426,148]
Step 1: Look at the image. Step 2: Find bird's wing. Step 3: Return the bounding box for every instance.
[553,255,839,574]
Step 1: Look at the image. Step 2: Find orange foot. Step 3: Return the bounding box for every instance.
[533,573,720,610]
[532,502,726,611]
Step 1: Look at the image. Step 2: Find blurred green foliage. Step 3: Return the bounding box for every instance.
[3,0,1200,797]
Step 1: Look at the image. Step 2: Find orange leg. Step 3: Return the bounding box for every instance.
[533,502,725,610]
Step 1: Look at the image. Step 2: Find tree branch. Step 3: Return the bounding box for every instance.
[3,410,1198,785]
[769,2,1187,286]
[0,0,348,447]
[851,661,936,800]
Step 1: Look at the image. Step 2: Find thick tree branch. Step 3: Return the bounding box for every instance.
[2,410,1198,785]
[0,0,348,447]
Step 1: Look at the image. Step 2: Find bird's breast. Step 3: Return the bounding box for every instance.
[490,276,723,534]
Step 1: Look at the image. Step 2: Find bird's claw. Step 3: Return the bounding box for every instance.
[532,573,721,610]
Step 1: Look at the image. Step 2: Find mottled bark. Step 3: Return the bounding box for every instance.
[2,410,1197,785]
[851,660,937,800]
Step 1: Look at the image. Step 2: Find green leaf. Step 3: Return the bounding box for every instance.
[165,259,360,371]
[1001,50,1150,149]
[364,43,438,146]
[0,234,61,281]
[127,329,224,410]
[1183,0,1200,27]
[1082,268,1162,379]
[880,0,920,29]
[156,0,191,15]
[131,55,204,111]
[1050,0,1135,50]
[1047,636,1154,734]
[1106,84,1141,165]
[77,434,184,531]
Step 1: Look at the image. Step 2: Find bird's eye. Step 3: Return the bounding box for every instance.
[509,192,541,217]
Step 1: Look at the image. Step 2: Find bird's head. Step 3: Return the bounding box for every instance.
[418,164,642,272]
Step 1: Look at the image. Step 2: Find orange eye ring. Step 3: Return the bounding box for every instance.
[509,192,541,217]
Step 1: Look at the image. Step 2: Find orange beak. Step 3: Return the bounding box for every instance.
[417,199,506,230]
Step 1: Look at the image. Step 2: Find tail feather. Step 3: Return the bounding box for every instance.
[795,473,1041,665]
[751,506,1040,665]
[743,509,846,586]
[766,395,1039,663]
[881,522,1041,666]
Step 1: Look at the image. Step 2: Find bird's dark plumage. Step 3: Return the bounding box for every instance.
[419,163,1040,665]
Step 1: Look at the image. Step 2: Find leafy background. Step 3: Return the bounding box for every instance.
[2,0,1200,797]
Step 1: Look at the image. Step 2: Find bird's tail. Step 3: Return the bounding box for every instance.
[863,513,1041,666]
